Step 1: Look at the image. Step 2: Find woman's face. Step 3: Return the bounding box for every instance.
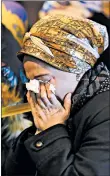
[23,55,78,100]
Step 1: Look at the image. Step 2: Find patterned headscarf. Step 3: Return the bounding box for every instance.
[17,15,108,77]
[2,1,28,46]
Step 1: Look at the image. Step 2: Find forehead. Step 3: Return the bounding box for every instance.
[23,55,65,74]
[24,55,48,67]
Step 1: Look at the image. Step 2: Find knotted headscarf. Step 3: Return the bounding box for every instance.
[17,15,108,76]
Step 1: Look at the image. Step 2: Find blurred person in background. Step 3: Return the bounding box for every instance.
[1,1,32,174]
[39,1,110,70]
[19,1,44,29]
[39,1,103,19]
[39,1,92,19]
[5,15,110,176]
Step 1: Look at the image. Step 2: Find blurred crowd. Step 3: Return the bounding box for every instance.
[1,1,110,174]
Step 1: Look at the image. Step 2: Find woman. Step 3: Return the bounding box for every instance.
[5,15,110,176]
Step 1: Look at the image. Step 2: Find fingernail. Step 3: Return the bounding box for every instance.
[67,93,72,99]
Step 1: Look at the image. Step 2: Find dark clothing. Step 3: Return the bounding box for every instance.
[5,91,110,176]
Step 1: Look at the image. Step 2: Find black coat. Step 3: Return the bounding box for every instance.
[5,91,109,176]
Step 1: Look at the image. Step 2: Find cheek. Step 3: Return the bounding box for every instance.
[24,64,36,79]
[53,75,65,96]
[53,73,64,86]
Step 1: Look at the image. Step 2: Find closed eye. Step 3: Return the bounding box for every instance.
[34,74,53,82]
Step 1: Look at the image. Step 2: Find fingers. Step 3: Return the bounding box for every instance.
[27,81,61,110]
[45,82,55,104]
[45,83,52,99]
[27,91,47,122]
[48,93,61,107]
[63,93,72,115]
[45,80,61,107]
[35,103,47,122]
[30,91,37,105]
[27,83,52,109]
[40,83,52,108]
[37,98,47,109]
[45,77,56,97]
[27,91,36,111]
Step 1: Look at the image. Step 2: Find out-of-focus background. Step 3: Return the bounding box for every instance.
[1,1,110,175]
[18,1,110,28]
[18,1,44,27]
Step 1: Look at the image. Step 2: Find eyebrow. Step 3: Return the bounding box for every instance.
[34,74,50,79]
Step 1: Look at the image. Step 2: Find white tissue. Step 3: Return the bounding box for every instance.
[49,83,56,94]
[26,79,39,93]
[26,79,56,94]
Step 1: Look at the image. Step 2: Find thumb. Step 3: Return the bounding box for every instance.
[63,93,72,113]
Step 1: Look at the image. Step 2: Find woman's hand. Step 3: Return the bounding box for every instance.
[27,83,72,132]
